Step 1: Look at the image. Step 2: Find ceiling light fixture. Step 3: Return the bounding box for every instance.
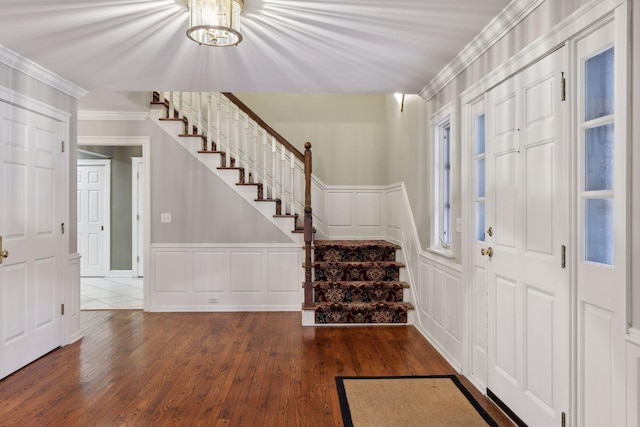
[187,0,243,47]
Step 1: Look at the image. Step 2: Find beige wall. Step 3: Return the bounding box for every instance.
[235,93,389,186]
[78,119,292,244]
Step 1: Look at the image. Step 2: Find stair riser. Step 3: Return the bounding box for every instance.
[315,305,409,324]
[314,246,397,262]
[314,285,404,303]
[314,264,401,282]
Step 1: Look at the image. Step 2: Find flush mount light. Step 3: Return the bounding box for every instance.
[187,0,243,47]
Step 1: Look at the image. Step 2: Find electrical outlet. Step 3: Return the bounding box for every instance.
[208,298,219,304]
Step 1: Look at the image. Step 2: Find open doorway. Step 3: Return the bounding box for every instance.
[78,144,144,309]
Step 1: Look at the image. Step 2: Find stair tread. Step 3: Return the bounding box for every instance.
[237,182,262,186]
[314,301,414,310]
[198,150,224,154]
[312,261,405,267]
[312,281,409,288]
[314,239,400,249]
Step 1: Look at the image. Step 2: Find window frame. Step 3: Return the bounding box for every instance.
[430,103,455,256]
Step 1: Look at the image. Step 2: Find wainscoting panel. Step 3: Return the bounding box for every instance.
[150,245,302,311]
[193,251,226,292]
[65,254,82,345]
[326,192,353,227]
[154,251,189,293]
[230,252,263,292]
[626,331,640,427]
[581,302,614,427]
[385,183,463,370]
[356,192,383,227]
[317,186,388,238]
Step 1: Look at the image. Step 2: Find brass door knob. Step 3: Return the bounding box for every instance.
[1,250,7,258]
[480,247,493,258]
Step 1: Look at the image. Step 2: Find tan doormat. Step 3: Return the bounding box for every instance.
[336,375,498,427]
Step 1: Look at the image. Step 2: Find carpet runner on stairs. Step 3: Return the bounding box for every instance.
[312,240,413,324]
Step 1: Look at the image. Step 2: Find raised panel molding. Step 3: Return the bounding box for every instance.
[150,245,302,311]
[356,192,382,227]
[626,331,640,427]
[581,302,614,427]
[325,192,352,227]
[230,252,262,292]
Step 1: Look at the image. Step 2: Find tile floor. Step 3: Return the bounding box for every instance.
[81,277,143,310]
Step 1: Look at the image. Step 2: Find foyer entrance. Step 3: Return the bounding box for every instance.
[483,47,570,426]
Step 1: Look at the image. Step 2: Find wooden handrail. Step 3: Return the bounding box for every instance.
[222,93,304,162]
[303,142,314,309]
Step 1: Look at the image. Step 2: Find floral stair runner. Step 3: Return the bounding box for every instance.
[312,240,413,324]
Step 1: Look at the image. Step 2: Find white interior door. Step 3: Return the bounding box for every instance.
[470,99,489,389]
[0,100,64,380]
[485,47,569,426]
[77,160,110,277]
[131,157,143,277]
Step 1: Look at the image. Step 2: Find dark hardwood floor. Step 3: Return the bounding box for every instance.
[0,311,513,426]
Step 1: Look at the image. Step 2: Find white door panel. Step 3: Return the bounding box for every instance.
[485,47,569,426]
[77,160,109,277]
[0,100,64,380]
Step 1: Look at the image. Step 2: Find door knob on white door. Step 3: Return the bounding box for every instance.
[481,247,493,257]
[0,236,8,264]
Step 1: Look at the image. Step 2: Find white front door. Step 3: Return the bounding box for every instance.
[0,100,64,380]
[485,47,569,426]
[77,160,109,277]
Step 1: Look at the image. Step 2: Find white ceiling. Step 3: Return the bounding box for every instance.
[0,0,512,94]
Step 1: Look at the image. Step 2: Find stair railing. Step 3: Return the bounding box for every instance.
[156,91,314,307]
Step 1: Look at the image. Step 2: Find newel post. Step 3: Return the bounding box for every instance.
[303,142,314,309]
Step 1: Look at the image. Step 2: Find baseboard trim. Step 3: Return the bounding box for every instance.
[148,305,301,312]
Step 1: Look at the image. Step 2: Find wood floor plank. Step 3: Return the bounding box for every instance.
[0,311,514,426]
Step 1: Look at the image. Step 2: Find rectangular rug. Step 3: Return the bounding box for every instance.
[336,375,498,427]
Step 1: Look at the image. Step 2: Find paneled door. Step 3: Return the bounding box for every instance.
[484,47,569,426]
[0,100,64,380]
[77,160,109,277]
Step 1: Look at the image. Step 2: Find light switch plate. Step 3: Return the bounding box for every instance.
[455,217,462,233]
[161,213,172,223]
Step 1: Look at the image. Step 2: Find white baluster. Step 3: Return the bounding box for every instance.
[196,92,203,137]
[272,136,277,201]
[280,144,286,212]
[290,152,295,218]
[177,92,183,120]
[216,93,221,152]
[262,132,268,198]
[168,91,174,119]
[243,115,249,177]
[207,93,213,151]
[253,123,258,184]
[234,107,240,168]
[225,99,231,164]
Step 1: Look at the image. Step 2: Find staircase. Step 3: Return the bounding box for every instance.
[311,240,414,324]
[149,91,308,241]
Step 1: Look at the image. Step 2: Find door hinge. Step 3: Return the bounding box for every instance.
[562,411,566,427]
[137,214,140,221]
[561,245,566,269]
[61,223,65,234]
[61,140,65,152]
[137,256,140,262]
[61,303,65,315]
[561,72,566,101]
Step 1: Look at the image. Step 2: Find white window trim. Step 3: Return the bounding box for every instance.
[430,102,454,256]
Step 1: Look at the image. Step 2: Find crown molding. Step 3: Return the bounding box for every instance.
[0,44,88,99]
[419,0,544,101]
[78,110,150,121]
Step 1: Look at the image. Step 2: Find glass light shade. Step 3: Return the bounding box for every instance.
[187,0,243,47]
